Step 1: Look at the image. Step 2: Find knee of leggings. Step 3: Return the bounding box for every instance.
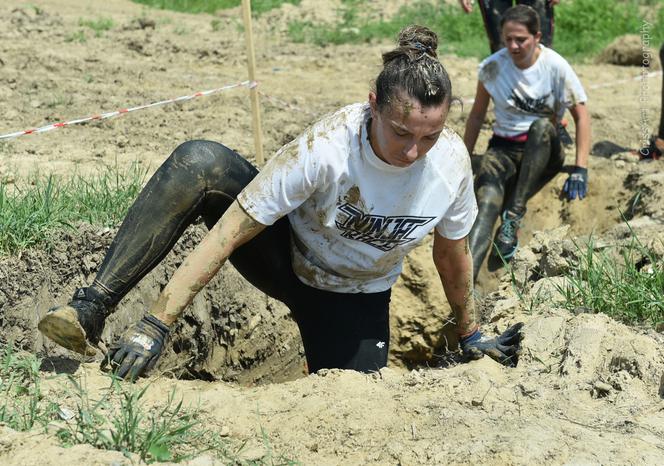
[528,118,555,140]
[168,140,257,186]
[476,183,504,210]
[169,140,235,171]
[660,43,664,63]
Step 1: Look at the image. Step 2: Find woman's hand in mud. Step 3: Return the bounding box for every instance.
[460,323,523,367]
[101,315,170,380]
[563,166,588,200]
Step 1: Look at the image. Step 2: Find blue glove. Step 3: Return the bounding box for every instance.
[563,166,588,200]
[460,323,523,367]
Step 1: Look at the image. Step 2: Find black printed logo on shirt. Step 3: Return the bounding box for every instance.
[335,203,435,252]
[508,89,553,115]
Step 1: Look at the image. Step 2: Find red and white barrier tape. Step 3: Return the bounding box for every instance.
[1,69,661,141]
[0,80,257,141]
[258,91,319,118]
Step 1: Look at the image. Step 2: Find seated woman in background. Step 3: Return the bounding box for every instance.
[463,4,591,278]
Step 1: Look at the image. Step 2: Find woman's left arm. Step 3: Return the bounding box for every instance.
[569,102,591,168]
[562,102,592,200]
[432,231,477,337]
[433,231,523,365]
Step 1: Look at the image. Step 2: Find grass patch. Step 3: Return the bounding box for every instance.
[288,0,662,60]
[78,17,114,37]
[131,0,301,15]
[0,164,147,255]
[65,30,87,43]
[0,343,58,431]
[555,0,663,59]
[0,343,220,462]
[288,0,489,58]
[57,377,218,463]
[558,230,664,327]
[0,343,296,463]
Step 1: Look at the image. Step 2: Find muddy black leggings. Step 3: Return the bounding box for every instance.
[478,0,554,53]
[468,118,563,277]
[90,140,390,373]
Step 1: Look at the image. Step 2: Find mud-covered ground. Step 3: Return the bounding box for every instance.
[1,0,664,464]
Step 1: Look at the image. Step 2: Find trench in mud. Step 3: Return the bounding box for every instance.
[1,148,658,385]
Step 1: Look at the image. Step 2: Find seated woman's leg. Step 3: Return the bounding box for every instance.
[39,140,295,354]
[493,119,562,260]
[468,143,518,279]
[506,118,562,215]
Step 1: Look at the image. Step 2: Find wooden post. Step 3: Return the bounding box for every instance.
[241,0,264,165]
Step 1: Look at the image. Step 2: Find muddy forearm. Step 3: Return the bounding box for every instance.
[149,201,265,326]
[433,234,477,336]
[463,82,490,156]
[572,103,591,168]
[463,116,484,156]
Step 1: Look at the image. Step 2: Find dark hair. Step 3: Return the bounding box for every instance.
[500,5,540,36]
[374,25,453,112]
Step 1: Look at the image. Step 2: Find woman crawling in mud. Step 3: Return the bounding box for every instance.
[464,4,591,278]
[38,25,521,381]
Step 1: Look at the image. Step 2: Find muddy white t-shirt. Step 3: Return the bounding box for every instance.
[479,45,587,138]
[237,103,477,293]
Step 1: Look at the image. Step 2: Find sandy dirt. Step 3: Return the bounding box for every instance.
[1,0,664,464]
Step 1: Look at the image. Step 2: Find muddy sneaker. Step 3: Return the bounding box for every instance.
[492,210,523,261]
[38,287,110,357]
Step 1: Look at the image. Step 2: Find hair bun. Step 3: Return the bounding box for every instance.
[398,25,438,58]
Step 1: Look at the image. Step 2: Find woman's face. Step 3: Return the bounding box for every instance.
[502,20,542,69]
[368,92,448,168]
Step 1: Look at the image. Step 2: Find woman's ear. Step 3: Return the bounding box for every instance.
[368,92,378,118]
[535,31,542,44]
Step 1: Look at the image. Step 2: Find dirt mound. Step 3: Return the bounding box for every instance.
[3,305,664,465]
[597,34,653,67]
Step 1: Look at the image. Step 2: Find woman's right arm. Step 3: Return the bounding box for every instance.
[149,200,266,325]
[462,81,491,156]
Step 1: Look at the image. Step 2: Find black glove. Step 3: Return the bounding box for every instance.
[459,323,523,367]
[562,166,588,200]
[101,315,169,380]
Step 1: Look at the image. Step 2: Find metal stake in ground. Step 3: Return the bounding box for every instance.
[242,0,265,166]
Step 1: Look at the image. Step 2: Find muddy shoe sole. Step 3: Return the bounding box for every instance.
[38,306,98,357]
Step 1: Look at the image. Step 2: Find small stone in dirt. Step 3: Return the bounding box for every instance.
[138,18,156,29]
[57,406,75,420]
[238,443,267,462]
[593,381,613,397]
[572,306,594,315]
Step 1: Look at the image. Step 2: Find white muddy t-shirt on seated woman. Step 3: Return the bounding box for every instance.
[479,44,588,138]
[237,103,477,293]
